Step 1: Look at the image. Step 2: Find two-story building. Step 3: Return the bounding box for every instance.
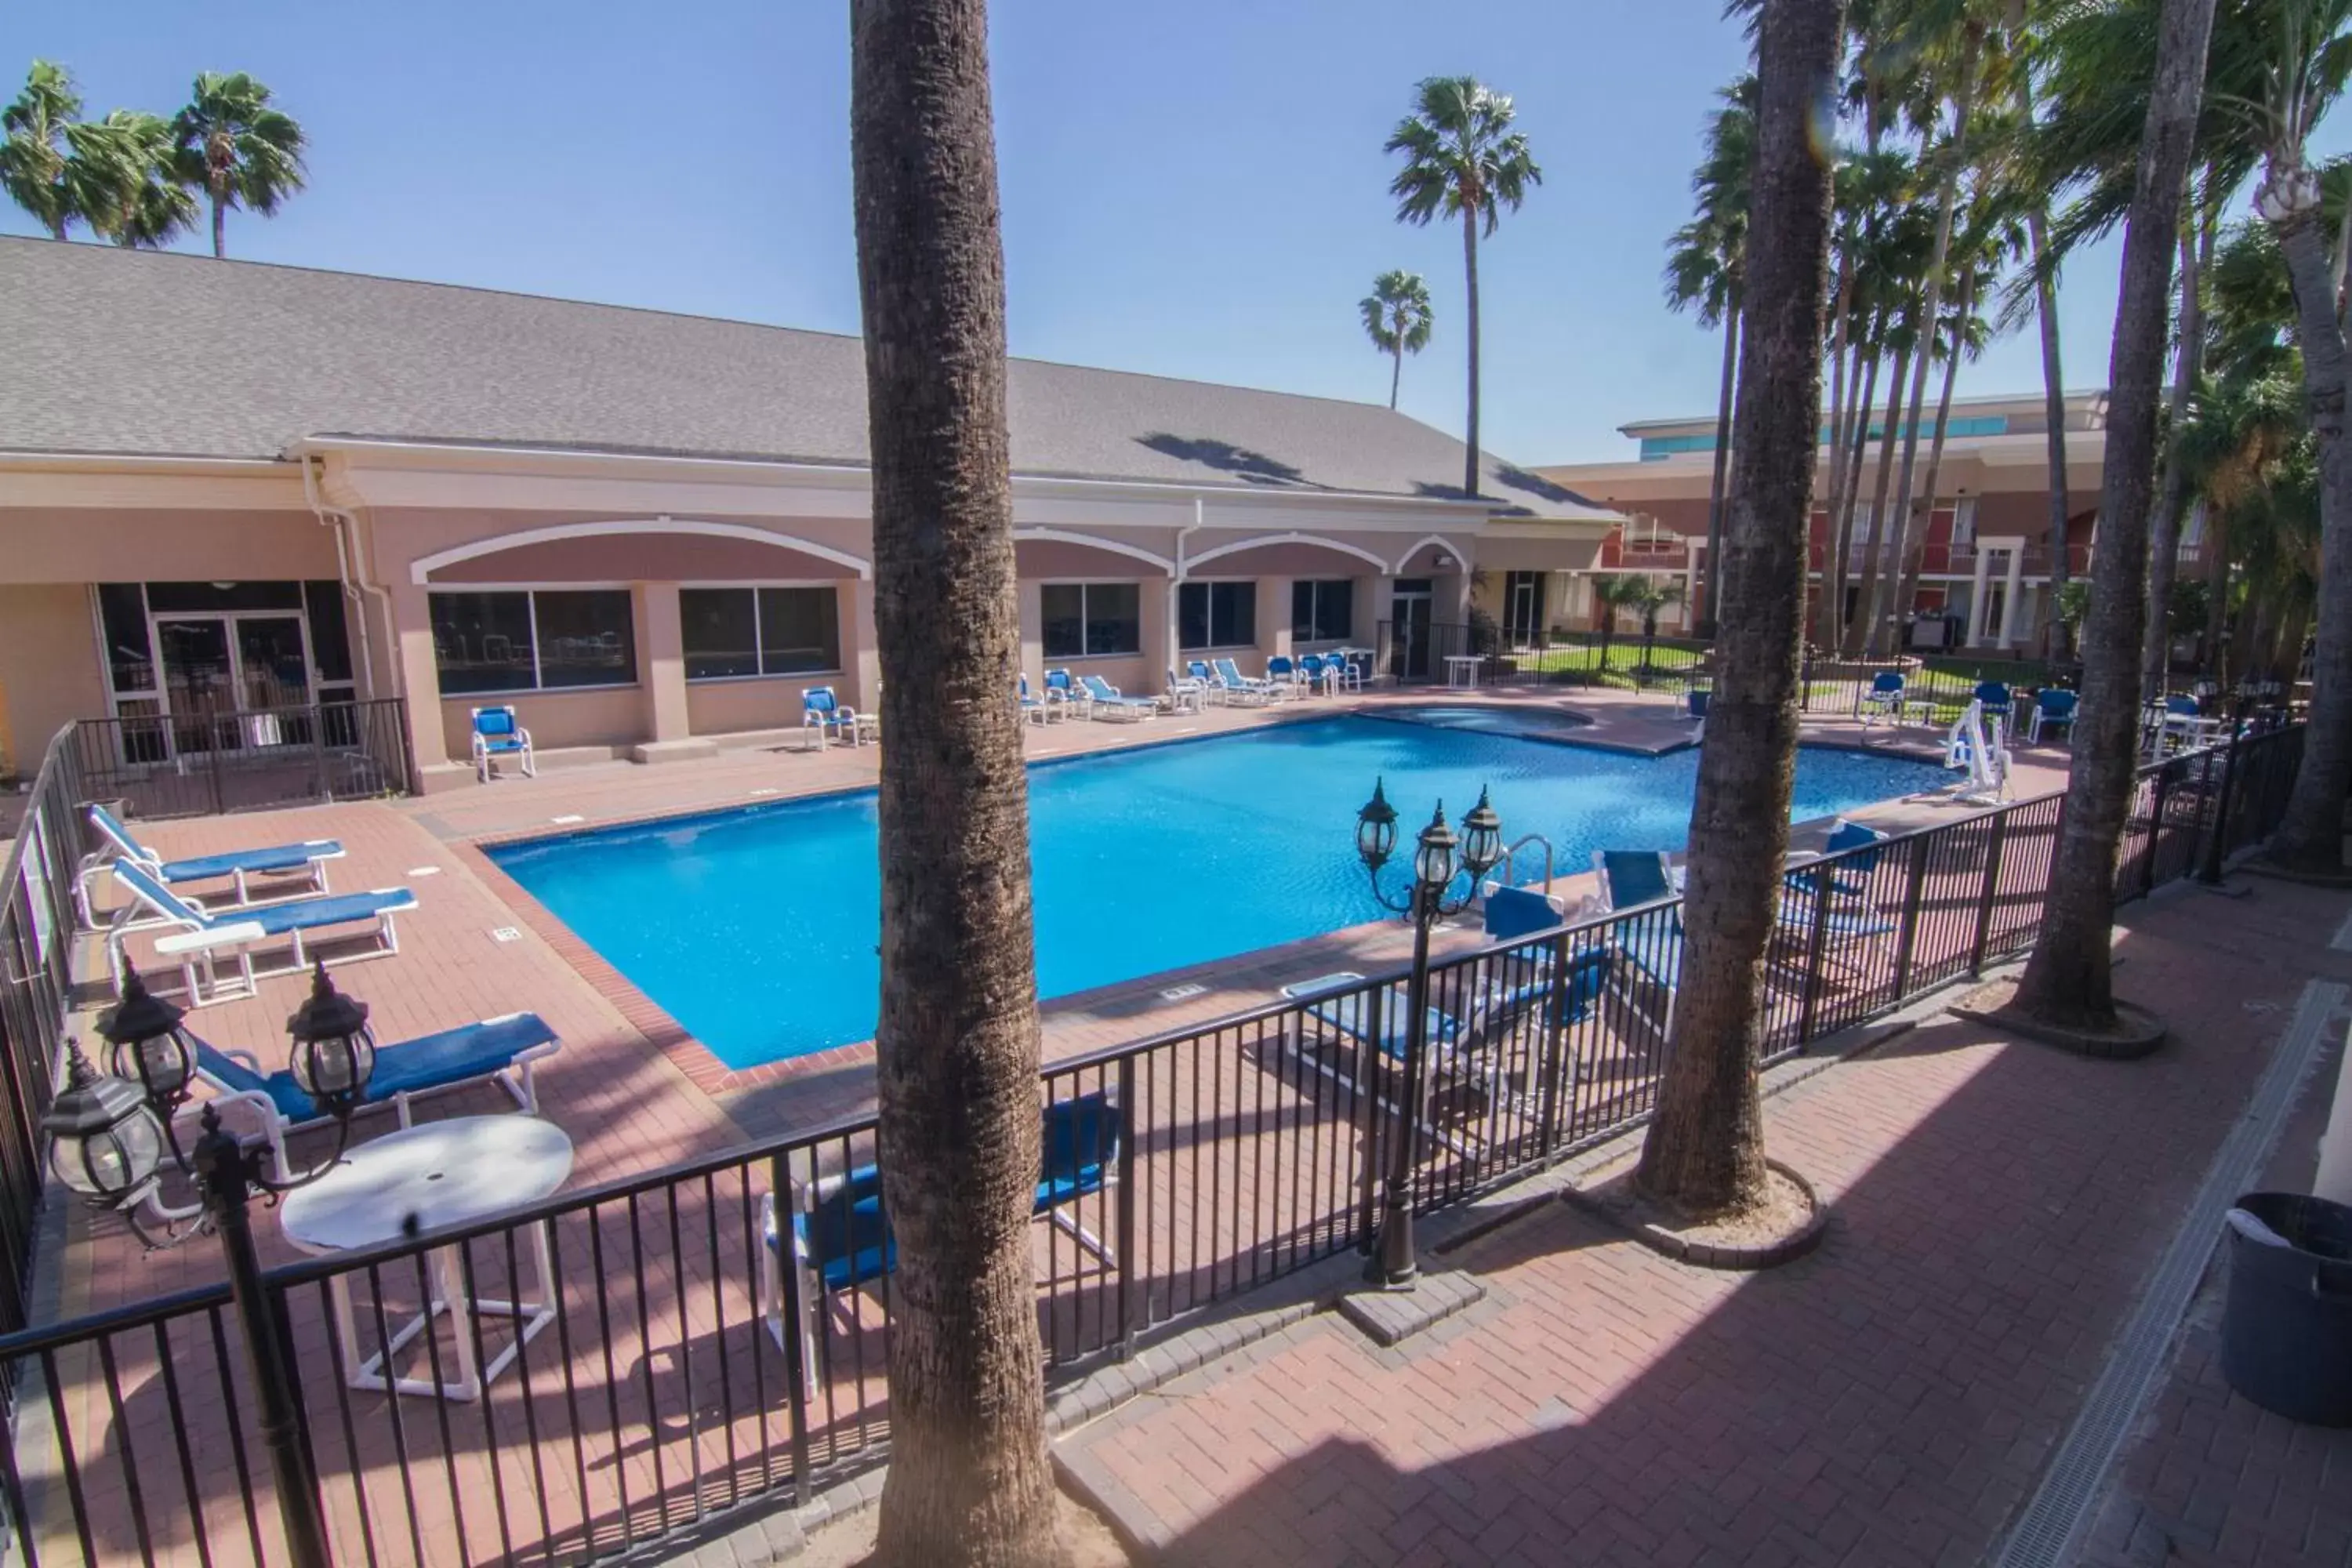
[1530,390,2112,652]
[0,240,1620,786]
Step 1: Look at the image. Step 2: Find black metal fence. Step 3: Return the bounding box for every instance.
[67,700,413,822]
[0,730,80,1345]
[0,726,2310,1568]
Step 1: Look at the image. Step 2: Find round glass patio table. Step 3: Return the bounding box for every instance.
[279,1114,573,1402]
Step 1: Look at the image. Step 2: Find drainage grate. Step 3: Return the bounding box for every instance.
[550,814,586,826]
[1158,982,1209,1003]
[1994,979,2348,1568]
[488,927,522,944]
[405,865,443,878]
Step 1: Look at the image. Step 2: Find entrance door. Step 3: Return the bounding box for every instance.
[1392,580,1434,681]
[156,613,314,753]
[1504,571,1548,648]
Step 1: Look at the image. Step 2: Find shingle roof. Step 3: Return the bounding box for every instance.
[0,238,1615,521]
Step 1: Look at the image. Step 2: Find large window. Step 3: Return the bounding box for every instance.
[430,590,637,695]
[1291,579,1354,643]
[682,586,841,679]
[1042,583,1141,659]
[1178,581,1256,651]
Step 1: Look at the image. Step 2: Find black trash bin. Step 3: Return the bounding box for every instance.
[2220,1192,2352,1426]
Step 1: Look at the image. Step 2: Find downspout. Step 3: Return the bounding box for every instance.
[1169,496,1203,684]
[300,452,388,701]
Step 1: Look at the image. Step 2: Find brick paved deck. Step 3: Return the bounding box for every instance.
[1054,875,2352,1568]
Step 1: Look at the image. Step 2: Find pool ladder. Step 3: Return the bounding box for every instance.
[1497,833,1555,892]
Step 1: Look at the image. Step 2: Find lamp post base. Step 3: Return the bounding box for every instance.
[1368,1204,1419,1289]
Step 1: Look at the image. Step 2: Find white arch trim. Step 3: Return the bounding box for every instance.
[1391,534,1469,575]
[1012,527,1174,574]
[1183,531,1392,575]
[408,517,873,584]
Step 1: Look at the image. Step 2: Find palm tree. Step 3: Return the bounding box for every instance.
[1631,579,1688,669]
[170,71,305,258]
[1666,74,1759,637]
[1635,0,1846,1219]
[1359,270,1435,410]
[1386,77,1542,499]
[0,60,133,241]
[2230,0,2352,874]
[1587,572,1652,672]
[2012,0,2220,1031]
[85,110,196,249]
[848,0,1065,1559]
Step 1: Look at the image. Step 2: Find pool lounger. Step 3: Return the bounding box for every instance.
[191,1011,560,1163]
[107,857,418,1005]
[78,803,343,929]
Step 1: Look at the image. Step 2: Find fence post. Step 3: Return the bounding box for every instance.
[771,1149,814,1507]
[1890,833,1931,997]
[1969,812,2009,976]
[1795,862,1834,1043]
[1536,928,1573,1160]
[1114,1053,1139,1358]
[1353,981,1385,1252]
[2198,728,2242,884]
[206,713,229,817]
[2142,760,2175,897]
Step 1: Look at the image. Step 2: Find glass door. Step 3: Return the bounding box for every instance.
[235,615,313,748]
[1392,583,1433,681]
[1504,572,1546,648]
[157,618,235,756]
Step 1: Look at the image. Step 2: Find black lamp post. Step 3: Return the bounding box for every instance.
[1355,779,1504,1287]
[43,959,379,1568]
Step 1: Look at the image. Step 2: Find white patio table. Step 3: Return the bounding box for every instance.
[280,1114,573,1402]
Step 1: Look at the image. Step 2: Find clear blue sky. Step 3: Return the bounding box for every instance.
[9,1,2335,463]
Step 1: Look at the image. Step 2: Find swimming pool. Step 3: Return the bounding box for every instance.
[490,717,1948,1069]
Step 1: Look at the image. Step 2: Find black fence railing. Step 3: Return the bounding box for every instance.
[67,699,413,822]
[0,729,82,1345]
[0,726,2310,1568]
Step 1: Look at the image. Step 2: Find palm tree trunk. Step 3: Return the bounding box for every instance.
[1875,34,1980,659]
[2143,208,2211,695]
[1827,339,1880,648]
[1846,334,1912,655]
[1635,0,1845,1218]
[1816,273,1851,645]
[2266,199,2352,873]
[1700,295,1742,637]
[2013,0,2218,1030]
[1462,204,1482,498]
[1893,266,1973,640]
[2032,205,2074,652]
[848,2,1066,1561]
[210,190,225,258]
[2202,506,2232,678]
[1389,343,1403,410]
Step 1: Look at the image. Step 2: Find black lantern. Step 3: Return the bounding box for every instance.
[42,1043,165,1202]
[96,961,198,1108]
[1411,804,1459,897]
[1460,786,1504,881]
[1356,778,1399,872]
[285,960,376,1111]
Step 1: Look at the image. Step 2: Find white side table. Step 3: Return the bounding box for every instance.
[153,920,264,1006]
[280,1115,574,1402]
[1444,655,1483,690]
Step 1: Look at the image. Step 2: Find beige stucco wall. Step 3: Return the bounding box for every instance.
[0,508,336,584]
[438,684,647,760]
[0,584,104,771]
[684,677,811,735]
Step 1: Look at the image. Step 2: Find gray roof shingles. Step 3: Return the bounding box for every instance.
[0,238,1614,521]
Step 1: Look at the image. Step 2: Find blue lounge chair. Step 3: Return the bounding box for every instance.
[193,1012,560,1163]
[1859,671,1907,726]
[1212,657,1282,704]
[470,706,535,782]
[759,1093,1123,1385]
[1589,850,1685,1024]
[1268,655,1301,693]
[1483,884,1567,944]
[1078,673,1156,722]
[1018,673,1059,726]
[1164,666,1207,713]
[801,686,862,749]
[1795,818,1886,898]
[1973,681,2014,725]
[2027,688,2078,746]
[1182,659,1225,706]
[107,858,417,1005]
[78,803,343,929]
[1325,651,1366,693]
[1045,668,1092,718]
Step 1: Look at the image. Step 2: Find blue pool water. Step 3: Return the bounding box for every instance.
[490,717,1947,1068]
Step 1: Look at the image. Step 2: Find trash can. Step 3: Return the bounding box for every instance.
[2220,1192,2352,1426]
[1686,689,1711,721]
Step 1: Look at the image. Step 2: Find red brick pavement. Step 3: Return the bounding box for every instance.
[1055,877,2352,1568]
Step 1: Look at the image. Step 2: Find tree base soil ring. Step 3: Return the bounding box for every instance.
[1563,1159,1825,1271]
[1950,976,2168,1060]
[2238,856,2352,889]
